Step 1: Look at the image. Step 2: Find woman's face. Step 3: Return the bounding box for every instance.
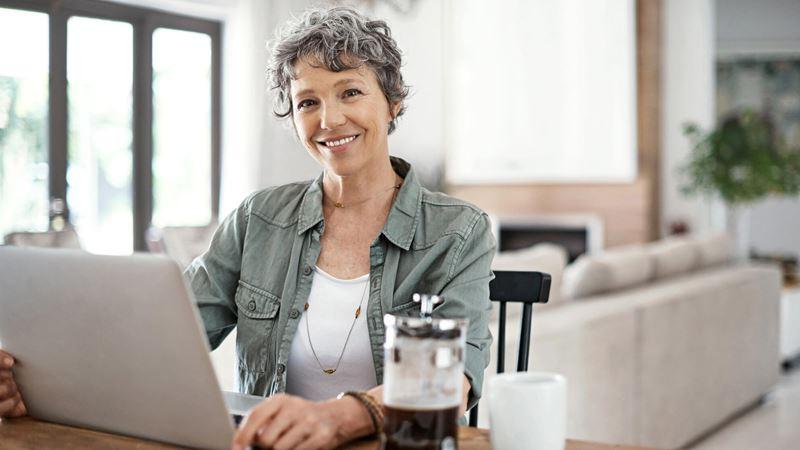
[290,57,398,177]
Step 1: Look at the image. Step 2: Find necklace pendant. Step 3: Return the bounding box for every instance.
[323,368,336,375]
[334,202,344,208]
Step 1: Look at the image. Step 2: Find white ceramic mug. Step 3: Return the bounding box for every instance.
[487,372,567,450]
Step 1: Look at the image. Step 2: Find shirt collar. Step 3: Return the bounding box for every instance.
[296,156,421,251]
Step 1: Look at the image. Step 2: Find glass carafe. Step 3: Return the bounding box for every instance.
[382,294,468,450]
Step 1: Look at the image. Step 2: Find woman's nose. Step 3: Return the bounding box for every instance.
[319,103,347,129]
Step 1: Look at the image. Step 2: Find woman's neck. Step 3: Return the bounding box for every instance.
[322,158,400,212]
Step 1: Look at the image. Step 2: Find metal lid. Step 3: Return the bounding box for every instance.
[384,314,468,340]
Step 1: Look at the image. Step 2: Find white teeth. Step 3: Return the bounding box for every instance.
[324,135,357,147]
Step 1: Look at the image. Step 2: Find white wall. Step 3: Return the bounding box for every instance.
[660,0,721,237]
[748,197,800,256]
[371,1,445,190]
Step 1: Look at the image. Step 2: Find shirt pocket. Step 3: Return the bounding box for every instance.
[235,280,281,372]
[388,300,421,316]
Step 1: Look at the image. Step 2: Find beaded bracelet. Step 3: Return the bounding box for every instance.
[337,391,384,435]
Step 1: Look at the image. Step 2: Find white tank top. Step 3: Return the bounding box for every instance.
[285,266,378,401]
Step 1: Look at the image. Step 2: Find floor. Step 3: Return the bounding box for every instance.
[688,365,800,450]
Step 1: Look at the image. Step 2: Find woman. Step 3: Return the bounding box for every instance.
[0,6,494,450]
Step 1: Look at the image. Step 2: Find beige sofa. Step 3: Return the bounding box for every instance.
[483,235,781,449]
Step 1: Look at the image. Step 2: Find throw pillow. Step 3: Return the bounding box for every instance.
[647,237,700,279]
[492,243,568,305]
[694,233,733,268]
[562,246,655,299]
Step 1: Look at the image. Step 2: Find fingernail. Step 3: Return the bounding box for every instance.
[2,357,11,367]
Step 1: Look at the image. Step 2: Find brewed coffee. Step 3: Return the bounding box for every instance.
[381,404,459,450]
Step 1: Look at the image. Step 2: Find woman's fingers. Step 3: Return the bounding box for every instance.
[0,355,26,419]
[233,396,286,449]
[253,409,298,448]
[270,421,312,450]
[0,394,20,416]
[0,351,13,367]
[9,395,27,417]
[0,379,19,399]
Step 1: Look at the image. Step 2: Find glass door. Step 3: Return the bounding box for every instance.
[66,16,134,255]
[0,1,221,253]
[0,8,50,239]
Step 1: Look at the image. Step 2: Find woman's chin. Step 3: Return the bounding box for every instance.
[323,161,361,178]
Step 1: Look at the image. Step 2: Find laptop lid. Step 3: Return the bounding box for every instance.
[0,247,234,450]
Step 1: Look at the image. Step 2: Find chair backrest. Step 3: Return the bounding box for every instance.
[146,223,218,269]
[469,270,551,427]
[3,228,82,249]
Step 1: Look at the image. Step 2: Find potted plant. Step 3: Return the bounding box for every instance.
[681,109,800,259]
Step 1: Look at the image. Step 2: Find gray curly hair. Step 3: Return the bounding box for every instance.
[267,6,409,134]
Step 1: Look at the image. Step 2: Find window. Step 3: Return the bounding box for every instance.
[67,16,134,255]
[152,28,213,228]
[0,8,49,239]
[444,0,637,184]
[0,0,221,252]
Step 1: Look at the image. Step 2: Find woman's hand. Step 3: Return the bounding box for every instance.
[0,350,27,418]
[232,393,373,450]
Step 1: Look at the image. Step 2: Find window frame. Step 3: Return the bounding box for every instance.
[0,0,222,251]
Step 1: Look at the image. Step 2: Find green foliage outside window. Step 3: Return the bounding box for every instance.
[0,75,49,238]
[681,110,800,205]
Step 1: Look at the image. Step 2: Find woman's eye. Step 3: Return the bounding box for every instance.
[297,99,316,110]
[343,89,362,98]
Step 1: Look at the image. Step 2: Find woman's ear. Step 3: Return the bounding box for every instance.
[390,101,402,119]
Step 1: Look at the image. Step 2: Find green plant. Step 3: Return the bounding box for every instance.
[681,110,800,205]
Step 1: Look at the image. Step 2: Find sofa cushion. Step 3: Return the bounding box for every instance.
[492,243,568,305]
[647,237,700,279]
[562,257,608,299]
[694,233,733,268]
[563,246,654,299]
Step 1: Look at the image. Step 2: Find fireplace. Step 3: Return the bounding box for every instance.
[491,215,604,263]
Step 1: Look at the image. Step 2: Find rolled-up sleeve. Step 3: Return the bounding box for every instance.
[436,212,495,410]
[183,195,251,350]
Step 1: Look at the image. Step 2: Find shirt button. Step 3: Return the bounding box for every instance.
[289,308,300,319]
[277,363,285,375]
[303,265,312,276]
[247,301,256,311]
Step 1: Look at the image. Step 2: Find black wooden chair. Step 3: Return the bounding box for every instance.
[468,270,552,427]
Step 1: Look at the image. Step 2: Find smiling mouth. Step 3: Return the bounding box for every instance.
[318,134,359,149]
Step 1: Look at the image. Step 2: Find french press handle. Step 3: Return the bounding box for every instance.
[412,293,443,319]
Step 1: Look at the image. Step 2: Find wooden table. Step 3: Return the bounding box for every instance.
[0,416,661,449]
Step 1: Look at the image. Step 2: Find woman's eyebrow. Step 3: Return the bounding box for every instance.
[293,88,314,99]
[334,78,365,87]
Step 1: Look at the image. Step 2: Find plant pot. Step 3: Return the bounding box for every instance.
[726,205,751,261]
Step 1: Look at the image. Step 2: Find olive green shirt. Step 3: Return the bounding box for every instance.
[185,157,495,409]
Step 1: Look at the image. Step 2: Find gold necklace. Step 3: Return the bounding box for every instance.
[325,183,402,209]
[303,277,369,375]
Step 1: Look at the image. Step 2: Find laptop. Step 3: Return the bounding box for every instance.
[0,246,263,449]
